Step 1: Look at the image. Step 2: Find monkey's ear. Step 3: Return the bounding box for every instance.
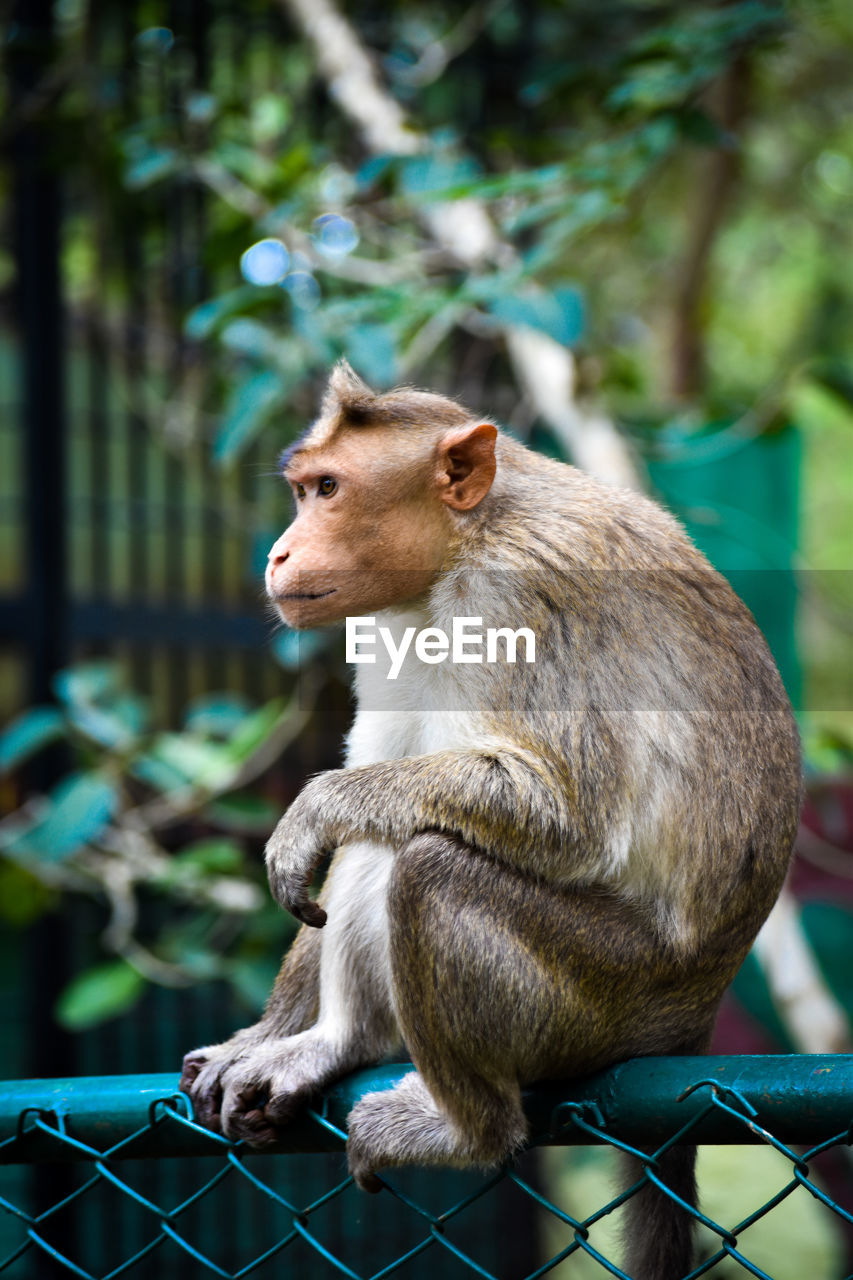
[435,422,497,511]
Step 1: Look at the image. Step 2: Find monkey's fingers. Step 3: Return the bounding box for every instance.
[222,1080,313,1148]
[190,1077,224,1132]
[223,1084,281,1148]
[354,1169,384,1194]
[292,899,327,928]
[348,1145,385,1193]
[179,1050,207,1091]
[266,861,327,927]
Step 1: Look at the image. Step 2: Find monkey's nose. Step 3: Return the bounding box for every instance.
[268,548,289,568]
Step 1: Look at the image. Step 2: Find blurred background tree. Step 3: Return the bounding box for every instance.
[1,0,851,1061]
[2,0,852,1071]
[1,1,852,1274]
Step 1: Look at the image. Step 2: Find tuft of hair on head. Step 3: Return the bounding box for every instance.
[319,360,474,434]
[322,360,377,421]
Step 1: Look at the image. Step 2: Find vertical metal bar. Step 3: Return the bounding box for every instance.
[85,0,112,610]
[121,0,154,699]
[11,0,68,706]
[191,0,230,703]
[9,5,78,1272]
[156,0,189,721]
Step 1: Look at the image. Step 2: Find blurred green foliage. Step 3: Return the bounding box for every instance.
[0,662,302,1027]
[30,0,852,440]
[2,0,852,1030]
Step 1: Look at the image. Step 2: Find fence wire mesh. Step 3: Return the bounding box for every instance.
[0,1057,851,1280]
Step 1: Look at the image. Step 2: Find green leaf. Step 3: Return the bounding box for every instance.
[219,318,282,361]
[607,62,696,113]
[184,693,253,738]
[3,772,120,862]
[65,694,148,751]
[50,664,145,750]
[355,153,396,191]
[224,698,288,764]
[440,162,566,204]
[115,694,149,735]
[343,323,398,388]
[53,662,122,709]
[147,733,236,789]
[214,369,285,465]
[398,154,481,201]
[124,145,179,190]
[212,140,279,190]
[55,960,145,1030]
[204,792,280,834]
[514,188,619,244]
[553,287,586,344]
[184,286,262,341]
[130,753,189,793]
[0,707,65,774]
[173,838,245,875]
[487,285,585,346]
[251,93,291,142]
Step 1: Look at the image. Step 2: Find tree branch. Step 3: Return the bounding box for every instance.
[671,56,750,401]
[279,0,642,489]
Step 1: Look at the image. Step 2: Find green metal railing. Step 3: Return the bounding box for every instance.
[1,1056,852,1279]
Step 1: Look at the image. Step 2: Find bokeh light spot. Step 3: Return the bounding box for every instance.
[312,214,359,258]
[240,239,290,286]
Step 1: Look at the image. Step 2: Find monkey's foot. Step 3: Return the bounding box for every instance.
[346,1072,468,1192]
[182,1032,340,1147]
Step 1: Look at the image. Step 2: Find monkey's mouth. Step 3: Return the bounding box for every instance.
[274,589,337,602]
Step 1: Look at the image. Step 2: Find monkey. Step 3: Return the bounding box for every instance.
[180,361,801,1280]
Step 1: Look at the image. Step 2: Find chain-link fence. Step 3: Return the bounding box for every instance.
[1,1056,851,1280]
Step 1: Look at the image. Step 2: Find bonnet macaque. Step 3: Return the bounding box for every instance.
[181,362,801,1280]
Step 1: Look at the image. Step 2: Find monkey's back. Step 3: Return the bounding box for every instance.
[439,436,802,955]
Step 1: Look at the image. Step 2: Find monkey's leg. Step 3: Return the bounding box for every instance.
[191,841,402,1146]
[347,832,713,1280]
[347,1069,526,1193]
[347,830,545,1189]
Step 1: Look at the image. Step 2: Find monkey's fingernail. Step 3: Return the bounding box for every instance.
[180,1054,207,1087]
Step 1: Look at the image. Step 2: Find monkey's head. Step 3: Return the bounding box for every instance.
[266,362,498,628]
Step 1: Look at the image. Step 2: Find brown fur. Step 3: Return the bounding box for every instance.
[181,363,801,1280]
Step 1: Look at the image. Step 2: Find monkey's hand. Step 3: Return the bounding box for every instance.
[180,1030,267,1135]
[181,1030,342,1146]
[265,752,572,927]
[264,786,332,928]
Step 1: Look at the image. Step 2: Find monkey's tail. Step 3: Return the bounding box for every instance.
[619,1143,697,1280]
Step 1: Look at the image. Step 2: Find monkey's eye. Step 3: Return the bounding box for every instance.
[318,476,337,497]
[295,482,306,500]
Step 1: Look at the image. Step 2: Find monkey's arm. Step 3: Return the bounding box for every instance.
[265,747,576,925]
